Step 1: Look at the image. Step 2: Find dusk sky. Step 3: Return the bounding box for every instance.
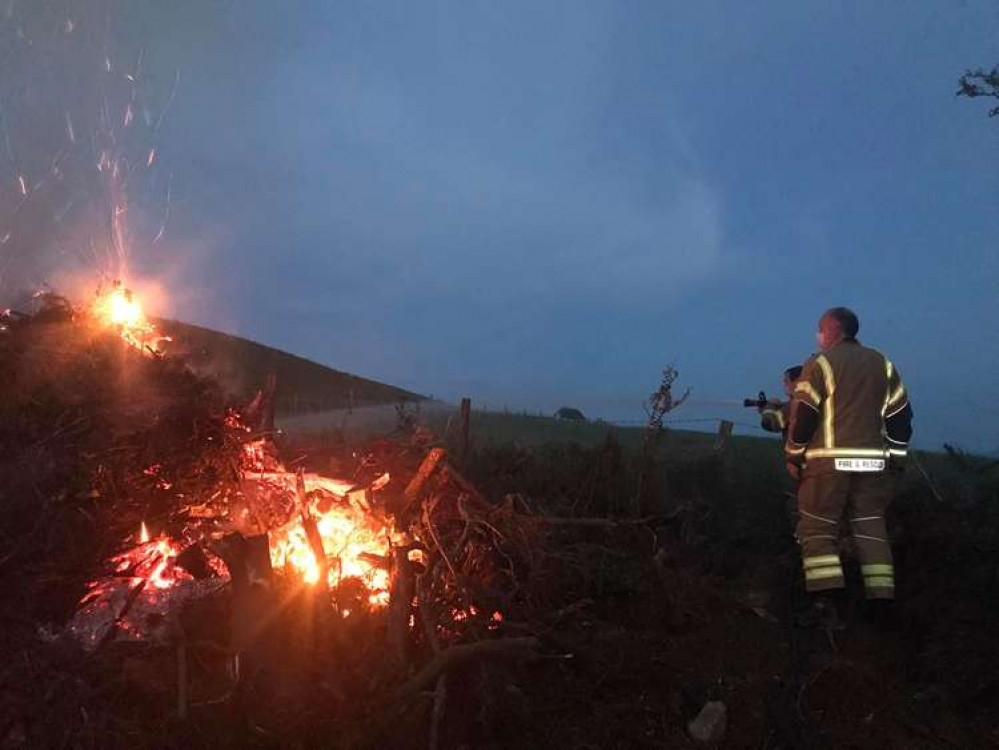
[2,1,997,452]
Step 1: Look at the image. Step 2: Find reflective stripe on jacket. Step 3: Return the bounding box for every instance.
[786,340,913,470]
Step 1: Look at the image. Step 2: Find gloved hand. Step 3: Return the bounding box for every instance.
[786,461,801,480]
[785,447,804,478]
[758,399,779,414]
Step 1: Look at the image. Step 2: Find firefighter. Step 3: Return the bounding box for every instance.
[785,307,913,628]
[759,365,803,437]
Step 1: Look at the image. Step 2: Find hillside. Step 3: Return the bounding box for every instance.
[155,319,424,415]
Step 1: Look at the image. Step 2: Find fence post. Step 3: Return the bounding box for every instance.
[460,398,471,467]
[714,420,734,453]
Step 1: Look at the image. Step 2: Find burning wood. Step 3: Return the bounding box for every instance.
[70,529,228,651]
[2,289,545,747]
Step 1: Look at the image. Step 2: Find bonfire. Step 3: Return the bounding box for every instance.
[0,285,542,747]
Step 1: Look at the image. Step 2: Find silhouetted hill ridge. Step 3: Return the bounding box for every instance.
[156,319,424,416]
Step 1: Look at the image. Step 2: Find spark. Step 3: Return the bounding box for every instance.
[152,172,172,244]
[154,69,182,133]
[146,149,156,168]
[65,113,76,143]
[16,175,26,195]
[2,130,14,166]
[54,199,74,222]
[64,19,74,34]
[123,104,133,128]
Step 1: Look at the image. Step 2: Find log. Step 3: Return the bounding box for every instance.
[296,469,328,591]
[416,570,441,654]
[459,397,471,467]
[213,532,274,653]
[404,448,447,506]
[388,548,415,664]
[393,637,538,704]
[439,463,491,511]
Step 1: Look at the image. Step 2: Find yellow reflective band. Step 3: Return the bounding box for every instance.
[888,448,907,457]
[862,564,894,577]
[786,444,806,455]
[805,567,844,581]
[803,554,841,569]
[882,359,894,417]
[805,448,888,459]
[864,576,895,589]
[795,381,821,405]
[816,356,835,448]
[887,384,906,407]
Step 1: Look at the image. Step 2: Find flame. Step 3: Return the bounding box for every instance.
[139,521,150,543]
[91,282,169,353]
[267,491,391,605]
[108,288,143,328]
[240,439,392,606]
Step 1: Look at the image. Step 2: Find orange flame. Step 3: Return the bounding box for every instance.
[240,441,392,606]
[91,282,168,353]
[139,521,150,543]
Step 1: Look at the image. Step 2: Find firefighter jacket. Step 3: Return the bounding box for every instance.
[785,339,913,473]
[760,402,790,435]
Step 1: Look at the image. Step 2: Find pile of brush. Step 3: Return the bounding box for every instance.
[0,298,550,750]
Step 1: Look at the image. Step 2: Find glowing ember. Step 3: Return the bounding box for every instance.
[139,521,150,543]
[91,281,168,353]
[105,534,188,591]
[71,533,227,651]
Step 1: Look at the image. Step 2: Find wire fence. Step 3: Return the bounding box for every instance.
[609,416,772,433]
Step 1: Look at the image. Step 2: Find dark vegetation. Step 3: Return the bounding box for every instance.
[296,412,999,748]
[958,65,999,117]
[2,313,999,749]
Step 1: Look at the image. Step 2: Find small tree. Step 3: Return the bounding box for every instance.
[642,365,691,437]
[957,66,999,118]
[634,365,690,516]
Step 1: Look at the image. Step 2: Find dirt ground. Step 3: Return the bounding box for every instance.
[503,465,999,750]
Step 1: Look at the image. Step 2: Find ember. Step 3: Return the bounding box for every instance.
[71,531,227,651]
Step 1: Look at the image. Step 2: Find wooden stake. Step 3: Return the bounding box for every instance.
[714,420,734,453]
[459,398,471,467]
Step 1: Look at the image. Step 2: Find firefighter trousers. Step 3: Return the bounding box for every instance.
[795,471,895,600]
